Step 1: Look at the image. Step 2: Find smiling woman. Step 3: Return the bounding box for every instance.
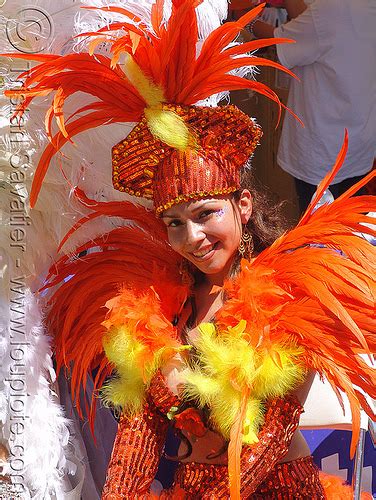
[3,0,375,499]
[162,195,248,284]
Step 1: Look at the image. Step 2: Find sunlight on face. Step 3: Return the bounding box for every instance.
[161,193,252,285]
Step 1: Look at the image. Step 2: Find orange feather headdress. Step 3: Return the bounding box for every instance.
[3,1,296,212]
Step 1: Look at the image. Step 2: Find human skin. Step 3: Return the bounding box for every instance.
[282,0,307,19]
[252,0,308,38]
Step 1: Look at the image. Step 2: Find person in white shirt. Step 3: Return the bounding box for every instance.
[251,0,376,213]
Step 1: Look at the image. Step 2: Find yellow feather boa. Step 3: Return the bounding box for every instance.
[183,320,305,444]
[101,287,189,415]
[101,286,305,442]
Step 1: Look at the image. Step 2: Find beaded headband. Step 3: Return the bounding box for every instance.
[112,103,262,214]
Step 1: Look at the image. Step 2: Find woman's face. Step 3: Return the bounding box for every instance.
[162,191,252,285]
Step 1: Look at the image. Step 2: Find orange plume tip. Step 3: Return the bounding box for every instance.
[336,167,376,201]
[228,387,250,500]
[300,130,349,224]
[237,3,266,27]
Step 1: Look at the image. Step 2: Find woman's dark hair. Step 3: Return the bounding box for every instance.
[235,168,291,254]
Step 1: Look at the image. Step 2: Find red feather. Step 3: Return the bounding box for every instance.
[216,139,375,457]
[43,198,189,426]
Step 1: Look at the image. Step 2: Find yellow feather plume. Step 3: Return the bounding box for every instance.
[102,325,147,415]
[101,376,145,417]
[124,55,164,106]
[124,55,193,150]
[144,106,192,150]
[252,346,305,399]
[183,320,305,443]
[102,323,183,415]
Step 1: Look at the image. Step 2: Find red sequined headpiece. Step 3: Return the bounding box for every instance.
[112,104,262,214]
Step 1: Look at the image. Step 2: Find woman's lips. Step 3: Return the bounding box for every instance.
[191,242,218,260]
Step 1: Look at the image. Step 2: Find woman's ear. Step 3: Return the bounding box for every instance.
[237,189,253,224]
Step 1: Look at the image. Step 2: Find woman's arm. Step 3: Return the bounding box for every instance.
[102,398,168,499]
[210,395,303,497]
[239,371,315,495]
[239,395,303,496]
[212,370,315,497]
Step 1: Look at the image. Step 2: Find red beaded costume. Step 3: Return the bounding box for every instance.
[3,1,375,499]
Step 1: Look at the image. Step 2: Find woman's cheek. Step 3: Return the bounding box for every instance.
[167,231,183,254]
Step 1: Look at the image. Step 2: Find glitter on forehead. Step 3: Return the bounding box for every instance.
[216,208,226,217]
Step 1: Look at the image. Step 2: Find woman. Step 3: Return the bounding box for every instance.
[97,152,374,498]
[154,188,320,497]
[4,1,375,498]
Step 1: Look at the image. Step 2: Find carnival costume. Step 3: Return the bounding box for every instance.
[3,1,376,498]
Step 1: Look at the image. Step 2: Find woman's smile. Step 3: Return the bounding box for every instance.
[191,242,219,259]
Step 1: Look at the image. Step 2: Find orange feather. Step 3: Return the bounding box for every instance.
[44,225,188,426]
[228,387,250,500]
[216,139,375,458]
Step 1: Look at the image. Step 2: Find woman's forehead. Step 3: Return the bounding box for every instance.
[162,196,230,218]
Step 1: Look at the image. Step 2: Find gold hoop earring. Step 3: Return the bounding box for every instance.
[238,227,253,259]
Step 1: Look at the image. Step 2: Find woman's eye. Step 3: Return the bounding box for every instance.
[168,219,182,228]
[199,209,214,219]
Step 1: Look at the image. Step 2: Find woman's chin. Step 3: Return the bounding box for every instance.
[194,260,231,282]
[186,248,235,282]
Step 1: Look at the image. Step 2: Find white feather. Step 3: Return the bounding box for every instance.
[0,291,82,499]
[0,0,111,497]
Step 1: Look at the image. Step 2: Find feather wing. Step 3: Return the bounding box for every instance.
[218,137,376,457]
[43,197,188,427]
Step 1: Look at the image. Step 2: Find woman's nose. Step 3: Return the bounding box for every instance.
[185,220,205,246]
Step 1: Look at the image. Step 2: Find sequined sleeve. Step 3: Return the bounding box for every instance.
[101,398,168,499]
[240,396,303,496]
[214,395,303,497]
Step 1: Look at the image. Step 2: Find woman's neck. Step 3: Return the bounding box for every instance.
[192,282,223,327]
[203,254,237,287]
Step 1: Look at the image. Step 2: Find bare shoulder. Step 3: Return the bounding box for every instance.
[293,370,316,406]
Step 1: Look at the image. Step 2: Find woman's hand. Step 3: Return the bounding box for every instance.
[179,428,228,465]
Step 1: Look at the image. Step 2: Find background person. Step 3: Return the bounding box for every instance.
[251,0,376,213]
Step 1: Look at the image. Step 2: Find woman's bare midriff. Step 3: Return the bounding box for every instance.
[177,427,311,466]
